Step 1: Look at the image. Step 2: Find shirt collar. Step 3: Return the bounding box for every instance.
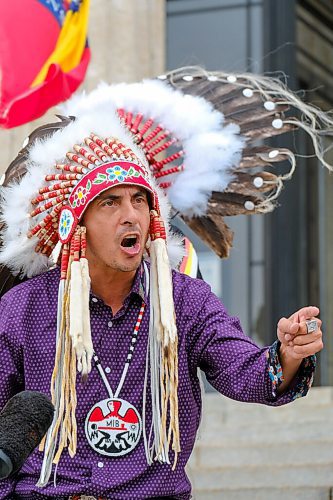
[89,261,148,307]
[126,262,147,304]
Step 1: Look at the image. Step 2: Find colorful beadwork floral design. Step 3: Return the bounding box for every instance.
[289,355,316,400]
[267,340,284,398]
[58,208,76,243]
[127,166,141,178]
[107,165,129,181]
[93,165,141,185]
[267,340,316,400]
[72,180,91,208]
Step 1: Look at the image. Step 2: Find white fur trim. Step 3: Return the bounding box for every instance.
[63,80,223,139]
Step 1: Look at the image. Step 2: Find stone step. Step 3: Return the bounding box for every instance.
[202,403,333,428]
[187,463,333,490]
[189,439,333,468]
[203,387,333,412]
[196,418,333,445]
[202,388,333,422]
[189,388,333,498]
[193,487,331,500]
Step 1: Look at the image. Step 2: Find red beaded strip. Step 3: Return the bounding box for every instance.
[136,117,154,141]
[56,163,87,174]
[105,138,140,163]
[154,165,183,179]
[30,197,66,218]
[144,132,170,153]
[65,154,94,169]
[148,138,176,159]
[142,125,163,146]
[60,243,70,280]
[126,301,146,363]
[80,227,87,258]
[72,146,99,167]
[125,111,133,128]
[131,113,143,134]
[35,229,58,254]
[73,228,81,262]
[106,138,126,157]
[39,181,74,194]
[42,233,58,256]
[150,211,167,241]
[117,108,125,119]
[158,181,172,189]
[151,150,184,171]
[31,188,71,205]
[36,217,57,238]
[84,138,108,162]
[90,135,114,157]
[27,205,63,238]
[69,231,76,258]
[46,173,80,181]
[119,110,185,189]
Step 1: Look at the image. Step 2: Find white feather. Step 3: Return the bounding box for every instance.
[169,126,244,216]
[63,80,223,140]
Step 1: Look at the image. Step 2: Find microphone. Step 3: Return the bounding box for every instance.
[0,391,54,479]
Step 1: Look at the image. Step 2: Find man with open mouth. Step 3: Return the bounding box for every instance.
[0,68,328,499]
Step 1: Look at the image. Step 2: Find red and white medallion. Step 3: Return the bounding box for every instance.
[85,398,142,457]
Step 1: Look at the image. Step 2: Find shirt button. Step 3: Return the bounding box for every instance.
[92,297,98,303]
[105,367,111,374]
[97,461,104,468]
[108,321,113,328]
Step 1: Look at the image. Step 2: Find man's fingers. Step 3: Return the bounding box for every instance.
[295,318,322,336]
[292,338,324,357]
[284,333,294,342]
[292,329,322,345]
[278,317,300,335]
[296,306,320,322]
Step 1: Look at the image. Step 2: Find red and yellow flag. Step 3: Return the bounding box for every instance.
[0,0,90,129]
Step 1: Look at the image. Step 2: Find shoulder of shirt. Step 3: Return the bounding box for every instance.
[0,266,60,305]
[171,268,212,297]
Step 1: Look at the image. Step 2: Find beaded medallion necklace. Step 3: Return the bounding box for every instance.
[84,264,148,457]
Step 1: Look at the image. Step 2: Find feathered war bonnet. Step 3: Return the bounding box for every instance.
[1,66,333,486]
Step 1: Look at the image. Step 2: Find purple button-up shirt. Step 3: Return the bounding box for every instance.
[0,264,314,499]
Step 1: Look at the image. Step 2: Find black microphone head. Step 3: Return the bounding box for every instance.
[0,391,54,477]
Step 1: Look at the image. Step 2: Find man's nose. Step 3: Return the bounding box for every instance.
[120,200,138,225]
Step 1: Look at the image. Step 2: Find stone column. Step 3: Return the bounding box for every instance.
[0,0,165,173]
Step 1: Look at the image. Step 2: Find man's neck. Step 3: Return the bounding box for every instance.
[89,265,138,315]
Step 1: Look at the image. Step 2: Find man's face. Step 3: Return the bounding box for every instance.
[83,185,151,274]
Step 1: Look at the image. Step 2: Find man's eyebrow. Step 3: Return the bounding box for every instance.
[97,189,148,201]
[132,189,148,198]
[98,193,120,201]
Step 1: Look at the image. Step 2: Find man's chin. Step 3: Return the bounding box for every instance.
[111,256,143,273]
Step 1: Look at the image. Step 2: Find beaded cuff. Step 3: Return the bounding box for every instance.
[267,340,284,397]
[267,340,316,399]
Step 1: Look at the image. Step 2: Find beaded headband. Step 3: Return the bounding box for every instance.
[27,134,157,257]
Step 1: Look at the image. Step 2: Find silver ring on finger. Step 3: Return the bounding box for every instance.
[306,319,318,334]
